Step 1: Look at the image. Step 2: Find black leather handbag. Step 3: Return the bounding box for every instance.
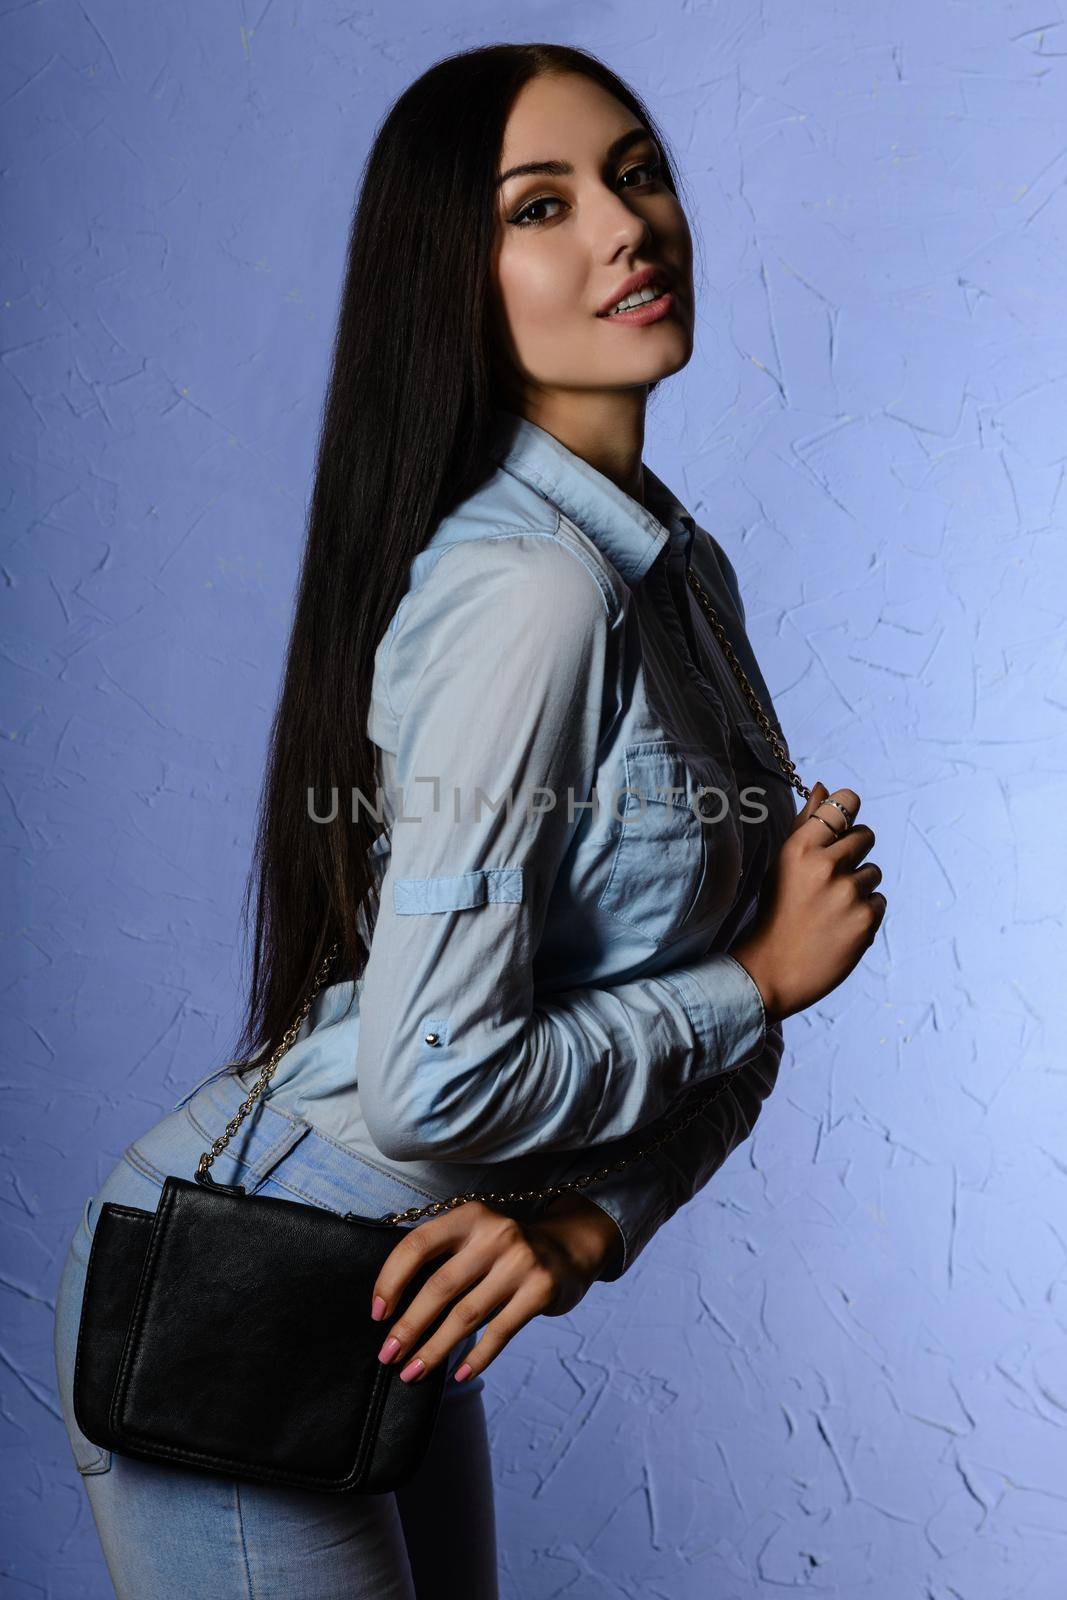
[71,941,756,1495]
[71,568,815,1495]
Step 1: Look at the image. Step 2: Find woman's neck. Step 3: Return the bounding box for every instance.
[519,392,648,507]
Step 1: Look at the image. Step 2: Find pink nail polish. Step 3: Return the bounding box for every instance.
[371,1296,387,1321]
[453,1363,472,1383]
[398,1357,424,1383]
[378,1336,402,1364]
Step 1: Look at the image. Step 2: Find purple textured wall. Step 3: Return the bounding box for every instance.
[3,4,1065,1596]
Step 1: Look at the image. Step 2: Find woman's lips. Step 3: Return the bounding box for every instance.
[599,289,675,327]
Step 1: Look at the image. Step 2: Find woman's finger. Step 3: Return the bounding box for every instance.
[370,1202,498,1320]
[808,786,860,835]
[392,1258,558,1386]
[445,1269,561,1384]
[377,1250,495,1379]
[790,780,827,833]
[373,1208,528,1372]
[379,1220,538,1375]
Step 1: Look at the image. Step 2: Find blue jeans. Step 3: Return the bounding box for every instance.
[52,1063,498,1599]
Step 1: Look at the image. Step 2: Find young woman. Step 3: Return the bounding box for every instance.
[52,42,885,1600]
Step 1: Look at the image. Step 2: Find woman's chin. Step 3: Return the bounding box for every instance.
[624,341,695,388]
[607,324,694,386]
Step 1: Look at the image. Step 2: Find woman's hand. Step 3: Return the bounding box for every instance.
[369,1192,619,1386]
[730,781,887,1024]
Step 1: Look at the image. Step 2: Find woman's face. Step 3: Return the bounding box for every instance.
[491,72,695,408]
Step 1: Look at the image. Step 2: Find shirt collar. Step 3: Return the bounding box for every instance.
[488,410,695,585]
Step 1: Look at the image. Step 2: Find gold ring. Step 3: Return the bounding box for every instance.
[809,812,841,837]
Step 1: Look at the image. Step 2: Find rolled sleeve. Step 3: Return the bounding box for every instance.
[356,533,779,1167]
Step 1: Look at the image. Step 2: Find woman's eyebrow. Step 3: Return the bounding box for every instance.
[496,126,653,189]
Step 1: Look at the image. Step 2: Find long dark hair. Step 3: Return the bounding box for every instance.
[230,42,696,1068]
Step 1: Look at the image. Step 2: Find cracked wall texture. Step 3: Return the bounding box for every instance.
[3,2,1066,1597]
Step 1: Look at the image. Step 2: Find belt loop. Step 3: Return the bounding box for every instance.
[241,1115,314,1193]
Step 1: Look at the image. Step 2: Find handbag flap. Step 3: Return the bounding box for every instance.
[110,1176,449,1492]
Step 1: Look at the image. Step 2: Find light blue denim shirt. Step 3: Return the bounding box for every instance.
[236,411,798,1279]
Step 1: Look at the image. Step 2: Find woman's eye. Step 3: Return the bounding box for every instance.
[510,195,565,229]
[619,158,663,188]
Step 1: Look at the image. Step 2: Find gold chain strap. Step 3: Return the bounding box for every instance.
[195,944,339,1183]
[197,564,804,1225]
[685,567,811,805]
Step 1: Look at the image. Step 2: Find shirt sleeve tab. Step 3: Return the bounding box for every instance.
[393,866,525,916]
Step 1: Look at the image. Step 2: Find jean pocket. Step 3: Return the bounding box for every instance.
[55,1195,113,1476]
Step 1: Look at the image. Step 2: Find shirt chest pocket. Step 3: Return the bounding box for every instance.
[595,741,741,948]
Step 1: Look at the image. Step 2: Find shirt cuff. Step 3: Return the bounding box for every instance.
[662,952,768,1077]
[572,1188,661,1284]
